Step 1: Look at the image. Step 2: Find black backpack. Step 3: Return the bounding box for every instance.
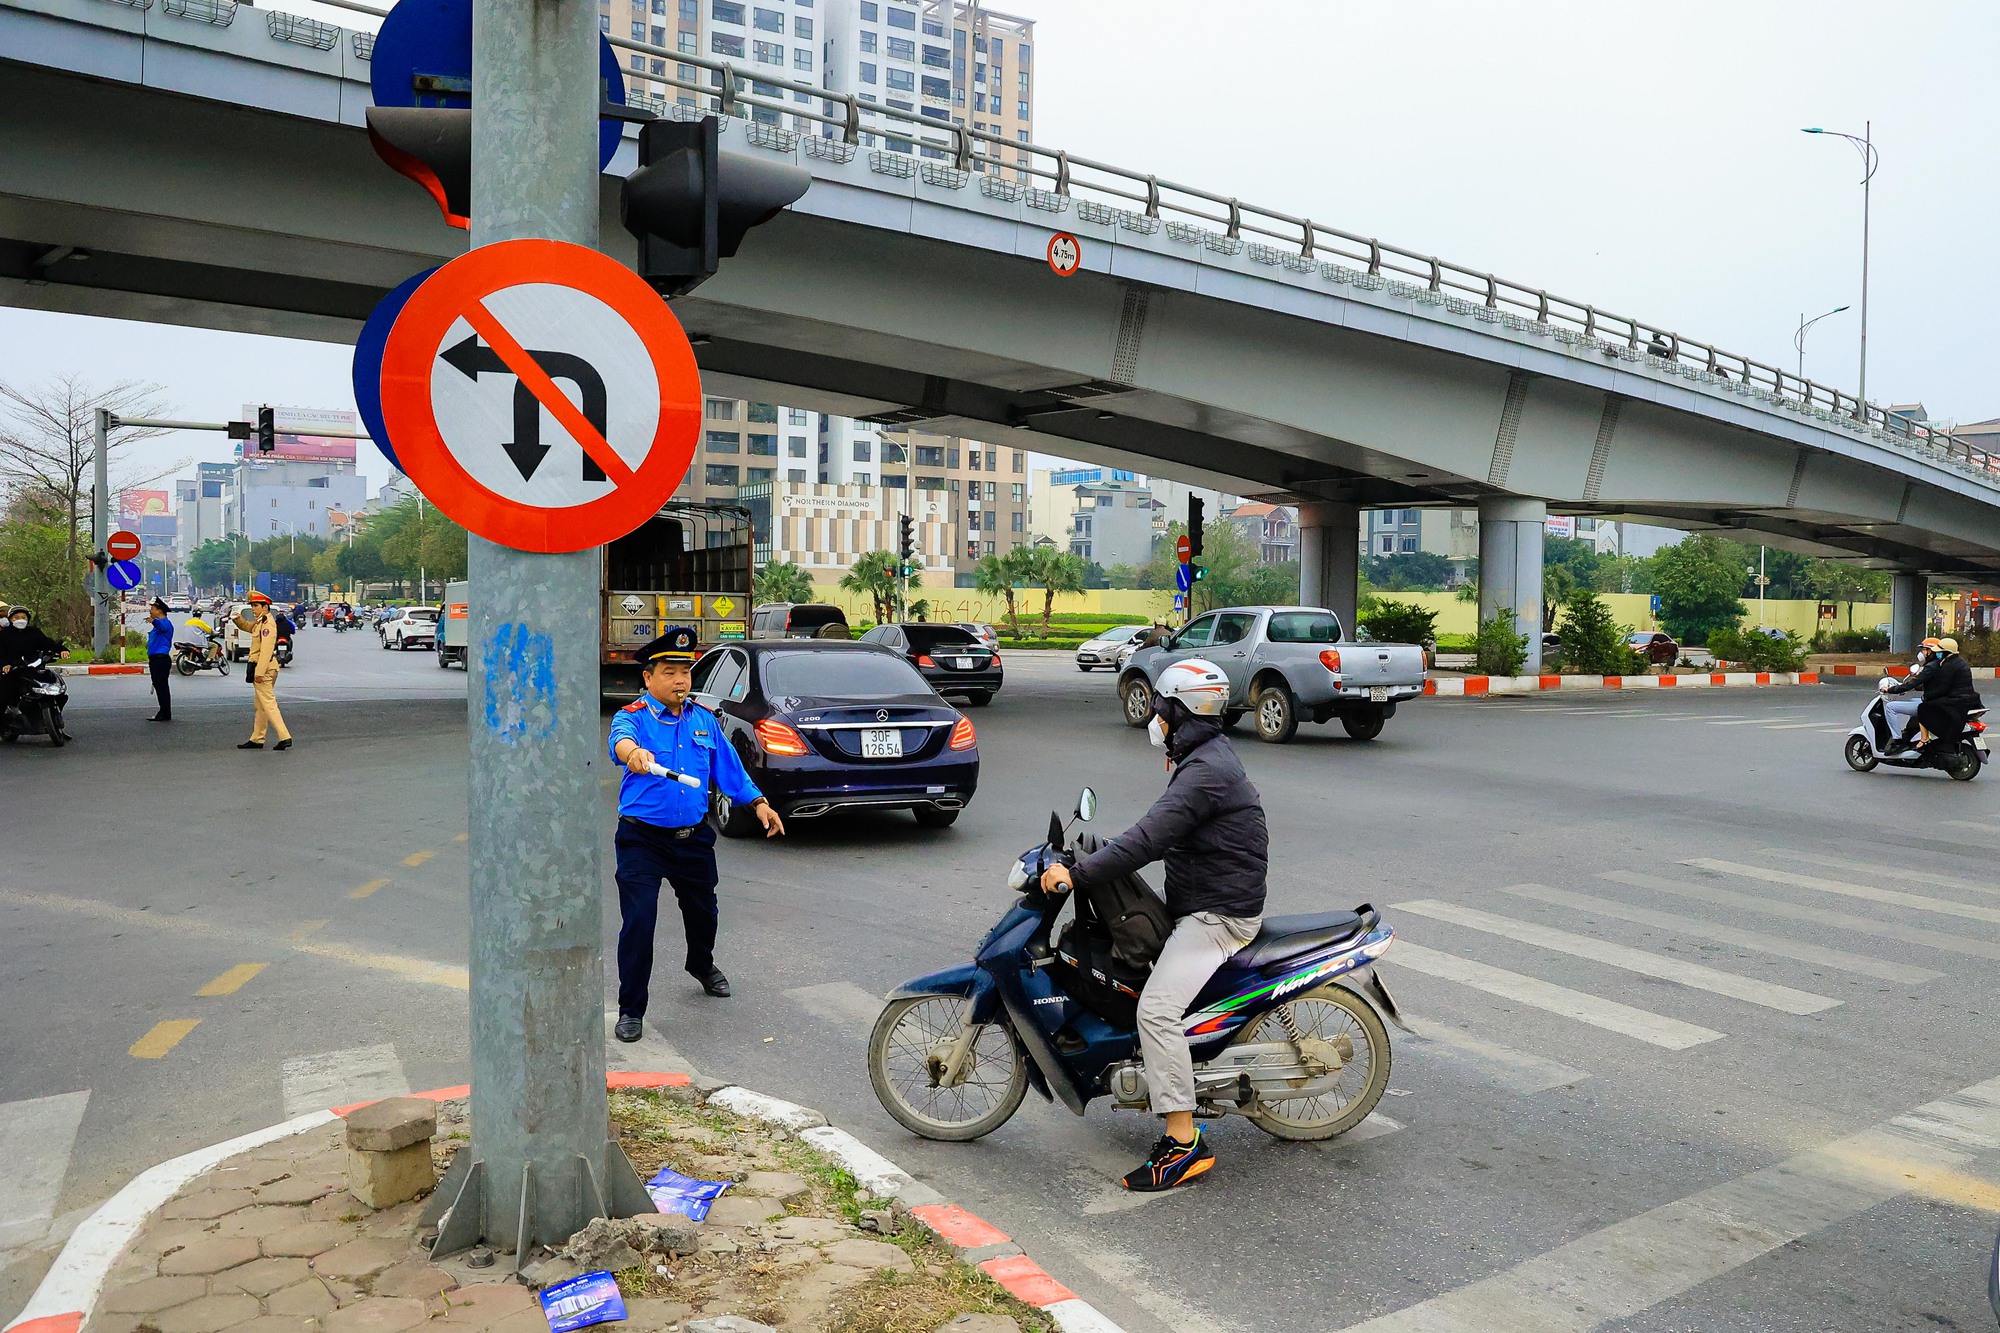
[1070,830,1173,971]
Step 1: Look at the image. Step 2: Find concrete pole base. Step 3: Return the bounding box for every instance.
[425,1138,657,1266]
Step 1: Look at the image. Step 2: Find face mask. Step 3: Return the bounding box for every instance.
[9,619,26,630]
[1147,715,1168,749]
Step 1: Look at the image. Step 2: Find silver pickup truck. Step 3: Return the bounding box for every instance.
[1117,605,1428,743]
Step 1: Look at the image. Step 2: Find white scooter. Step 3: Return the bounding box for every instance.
[1844,676,1987,781]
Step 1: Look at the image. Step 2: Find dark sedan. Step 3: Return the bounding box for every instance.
[857,623,1003,704]
[688,641,979,831]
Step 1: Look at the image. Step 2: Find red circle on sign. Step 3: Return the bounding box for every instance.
[377,239,701,553]
[1047,232,1081,277]
[1175,534,1191,560]
[107,530,142,561]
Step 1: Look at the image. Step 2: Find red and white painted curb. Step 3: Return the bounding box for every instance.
[51,664,145,677]
[4,1071,1126,1333]
[1826,663,1998,680]
[1425,670,1822,696]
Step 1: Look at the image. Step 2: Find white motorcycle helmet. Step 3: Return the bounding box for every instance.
[1149,658,1230,747]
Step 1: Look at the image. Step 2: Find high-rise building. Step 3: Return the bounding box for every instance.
[816,418,1028,579]
[676,396,821,506]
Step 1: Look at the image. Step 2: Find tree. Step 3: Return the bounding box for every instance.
[840,550,900,624]
[1804,559,1890,628]
[0,376,179,568]
[1543,536,1602,591]
[753,559,814,604]
[973,548,1030,635]
[1552,587,1635,673]
[373,497,467,594]
[1363,551,1452,592]
[1020,547,1086,636]
[1242,560,1300,606]
[1079,560,1111,591]
[188,537,245,592]
[1541,564,1577,633]
[1651,533,1748,645]
[1592,552,1652,594]
[1104,563,1141,590]
[0,497,84,643]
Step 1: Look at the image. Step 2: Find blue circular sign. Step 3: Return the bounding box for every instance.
[352,266,437,474]
[370,0,628,172]
[106,559,143,591]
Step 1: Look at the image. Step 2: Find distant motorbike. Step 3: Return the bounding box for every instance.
[1844,687,1987,782]
[1,654,71,746]
[867,787,1405,1143]
[173,631,231,676]
[275,636,294,667]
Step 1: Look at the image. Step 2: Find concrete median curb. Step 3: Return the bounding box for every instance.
[1826,663,1997,679]
[4,1069,1124,1333]
[1426,669,1822,696]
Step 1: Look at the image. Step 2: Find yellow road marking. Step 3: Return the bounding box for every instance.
[350,878,391,901]
[130,1019,200,1059]
[195,963,266,997]
[290,940,469,991]
[1821,1140,2000,1213]
[453,833,469,843]
[403,849,434,867]
[285,920,329,941]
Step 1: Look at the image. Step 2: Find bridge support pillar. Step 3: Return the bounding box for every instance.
[1479,497,1546,674]
[1891,572,1929,655]
[1297,502,1360,636]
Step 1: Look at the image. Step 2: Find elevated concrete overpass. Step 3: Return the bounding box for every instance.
[4,0,1997,659]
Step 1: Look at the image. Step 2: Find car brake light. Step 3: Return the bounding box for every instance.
[990,651,1002,668]
[1320,649,1342,673]
[950,715,977,750]
[754,718,810,756]
[917,654,937,667]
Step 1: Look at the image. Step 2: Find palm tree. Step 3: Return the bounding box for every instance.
[973,551,1026,636]
[840,551,900,625]
[753,559,813,605]
[1023,547,1087,637]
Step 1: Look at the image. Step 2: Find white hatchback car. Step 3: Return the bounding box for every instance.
[381,607,441,650]
[1075,624,1156,672]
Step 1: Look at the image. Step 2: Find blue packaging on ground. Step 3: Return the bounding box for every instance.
[644,1165,732,1221]
[540,1271,627,1333]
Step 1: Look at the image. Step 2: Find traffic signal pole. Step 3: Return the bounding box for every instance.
[91,409,110,655]
[424,0,652,1263]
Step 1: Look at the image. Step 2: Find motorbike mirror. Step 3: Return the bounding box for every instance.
[1076,787,1096,822]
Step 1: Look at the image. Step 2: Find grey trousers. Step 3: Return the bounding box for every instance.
[1885,697,1921,739]
[1137,910,1262,1115]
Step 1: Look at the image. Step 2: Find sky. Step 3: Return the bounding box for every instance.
[4,0,1994,496]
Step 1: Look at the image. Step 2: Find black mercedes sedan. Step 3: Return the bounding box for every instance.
[857,622,1003,705]
[688,640,979,832]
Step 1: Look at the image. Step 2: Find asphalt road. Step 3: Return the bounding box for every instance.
[5,627,1999,1332]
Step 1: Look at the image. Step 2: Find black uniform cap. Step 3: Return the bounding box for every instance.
[640,626,701,664]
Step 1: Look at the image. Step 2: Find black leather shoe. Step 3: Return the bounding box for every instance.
[614,1015,643,1043]
[695,968,732,998]
[237,740,263,749]
[273,739,293,751]
[148,715,170,723]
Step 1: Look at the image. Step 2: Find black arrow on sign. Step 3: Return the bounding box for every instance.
[440,334,611,483]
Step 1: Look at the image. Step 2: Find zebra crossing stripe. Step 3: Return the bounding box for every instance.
[1388,943,1723,1050]
[1762,848,1994,895]
[1685,859,2000,928]
[1394,899,1838,1015]
[1497,883,1942,984]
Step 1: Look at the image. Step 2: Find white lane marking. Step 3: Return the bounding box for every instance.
[1601,870,2000,962]
[1499,883,1942,984]
[1394,899,1838,1016]
[1342,1112,1404,1142]
[1705,716,1804,726]
[1762,721,1840,729]
[1759,848,1995,895]
[0,1090,90,1251]
[1330,1073,2000,1333]
[783,981,887,1031]
[1388,943,1724,1050]
[280,1044,410,1117]
[1063,1239,1232,1333]
[1943,820,2000,837]
[1686,858,2000,928]
[1403,1019,1590,1093]
[602,1010,698,1076]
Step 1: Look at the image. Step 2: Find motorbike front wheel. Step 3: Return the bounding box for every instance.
[175,655,197,677]
[867,995,1027,1141]
[44,707,65,748]
[1843,734,1878,773]
[1240,985,1390,1141]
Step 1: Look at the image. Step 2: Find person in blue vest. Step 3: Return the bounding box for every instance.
[146,597,175,722]
[609,627,784,1042]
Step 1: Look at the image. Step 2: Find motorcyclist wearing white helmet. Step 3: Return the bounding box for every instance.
[1040,659,1268,1191]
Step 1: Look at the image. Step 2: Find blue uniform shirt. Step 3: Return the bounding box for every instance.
[147,615,174,655]
[608,695,764,827]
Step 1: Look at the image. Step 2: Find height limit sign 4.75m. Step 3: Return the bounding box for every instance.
[377,239,701,553]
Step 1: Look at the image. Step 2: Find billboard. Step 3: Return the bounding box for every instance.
[1544,515,1576,539]
[237,404,359,463]
[120,488,171,518]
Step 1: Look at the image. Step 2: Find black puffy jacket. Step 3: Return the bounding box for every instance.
[1071,719,1269,920]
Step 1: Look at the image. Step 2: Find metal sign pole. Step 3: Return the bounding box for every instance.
[425,0,651,1264]
[92,409,111,656]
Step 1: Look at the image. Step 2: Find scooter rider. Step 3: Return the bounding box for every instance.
[1040,658,1267,1192]
[1878,639,1938,751]
[1901,636,1982,749]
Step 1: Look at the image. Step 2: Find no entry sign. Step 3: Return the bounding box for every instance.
[107,530,142,562]
[377,239,702,553]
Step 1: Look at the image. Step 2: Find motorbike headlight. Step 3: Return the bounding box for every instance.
[1006,858,1030,892]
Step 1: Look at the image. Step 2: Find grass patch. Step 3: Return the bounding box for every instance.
[829,1250,1052,1333]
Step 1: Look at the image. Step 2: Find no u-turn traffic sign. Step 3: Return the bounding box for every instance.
[378,239,701,553]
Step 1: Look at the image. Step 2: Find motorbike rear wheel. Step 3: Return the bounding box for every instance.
[867,995,1027,1142]
[1950,741,1982,782]
[175,655,197,677]
[217,654,231,676]
[1240,985,1390,1141]
[1843,734,1878,773]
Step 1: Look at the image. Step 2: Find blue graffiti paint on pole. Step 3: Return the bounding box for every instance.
[483,623,556,742]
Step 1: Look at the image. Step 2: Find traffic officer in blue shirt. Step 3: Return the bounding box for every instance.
[609,627,783,1042]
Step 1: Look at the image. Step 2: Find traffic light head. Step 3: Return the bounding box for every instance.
[256,406,276,454]
[1191,564,1206,582]
[1187,495,1205,558]
[365,107,472,230]
[898,512,916,562]
[622,117,810,297]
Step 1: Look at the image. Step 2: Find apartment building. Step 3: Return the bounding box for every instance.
[815,418,1028,579]
[671,396,822,506]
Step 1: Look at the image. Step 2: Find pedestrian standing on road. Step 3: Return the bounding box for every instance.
[146,597,174,722]
[609,627,784,1041]
[237,591,292,751]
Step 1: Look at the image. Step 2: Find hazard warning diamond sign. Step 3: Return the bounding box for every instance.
[377,239,701,553]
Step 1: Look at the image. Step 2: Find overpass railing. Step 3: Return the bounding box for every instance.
[145,0,2000,486]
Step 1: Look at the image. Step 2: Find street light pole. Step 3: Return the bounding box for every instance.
[1793,304,1850,379]
[1802,124,1878,415]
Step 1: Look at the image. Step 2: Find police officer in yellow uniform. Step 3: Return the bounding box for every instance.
[237,591,292,751]
[609,628,783,1042]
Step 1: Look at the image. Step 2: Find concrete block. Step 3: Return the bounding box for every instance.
[212,1256,311,1296]
[372,1261,456,1299]
[151,1292,262,1333]
[163,1189,258,1220]
[346,1141,435,1210]
[264,1282,338,1318]
[312,1237,409,1282]
[254,1176,341,1205]
[98,1275,209,1315]
[260,1222,348,1258]
[344,1099,437,1153]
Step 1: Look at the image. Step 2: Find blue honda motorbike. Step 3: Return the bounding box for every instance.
[868,788,1407,1142]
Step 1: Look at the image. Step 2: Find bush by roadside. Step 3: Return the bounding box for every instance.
[1547,589,1644,675]
[1472,608,1529,676]
[1707,625,1809,671]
